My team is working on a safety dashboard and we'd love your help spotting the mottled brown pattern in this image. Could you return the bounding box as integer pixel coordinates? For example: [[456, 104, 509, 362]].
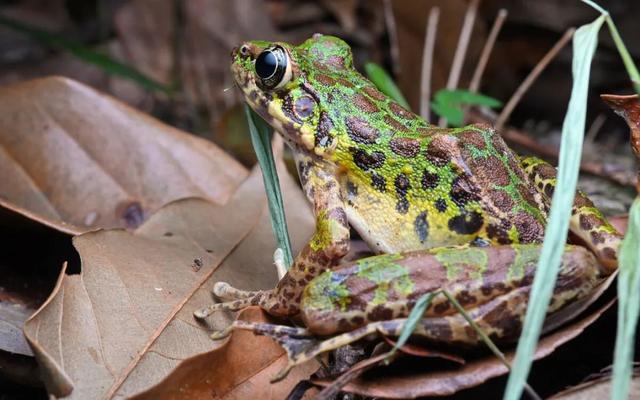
[[353, 93, 378, 113], [486, 221, 513, 244], [389, 102, 414, 119], [514, 212, 544, 243], [346, 116, 380, 144], [390, 137, 420, 157], [459, 129, 487, 150], [482, 156, 511, 186], [338, 77, 355, 88], [573, 192, 595, 208], [367, 305, 394, 321], [490, 190, 515, 213], [384, 115, 409, 132], [480, 301, 522, 340], [450, 176, 481, 206], [315, 73, 336, 86], [590, 231, 605, 244], [602, 247, 617, 261], [363, 85, 387, 101], [433, 301, 451, 314], [579, 214, 604, 230], [456, 290, 477, 306], [316, 111, 334, 148]]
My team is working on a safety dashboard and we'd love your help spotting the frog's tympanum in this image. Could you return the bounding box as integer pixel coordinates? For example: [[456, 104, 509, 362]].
[[195, 34, 622, 379]]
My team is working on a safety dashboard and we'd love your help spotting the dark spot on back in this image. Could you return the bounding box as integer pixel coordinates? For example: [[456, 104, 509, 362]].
[[396, 198, 409, 214], [448, 210, 484, 235], [371, 172, 386, 192], [351, 148, 385, 170], [422, 170, 439, 190], [414, 211, 429, 243], [435, 198, 448, 212], [394, 173, 411, 197], [450, 176, 481, 206]]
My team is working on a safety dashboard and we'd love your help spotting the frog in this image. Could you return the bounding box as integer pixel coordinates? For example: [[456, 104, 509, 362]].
[[194, 34, 622, 379]]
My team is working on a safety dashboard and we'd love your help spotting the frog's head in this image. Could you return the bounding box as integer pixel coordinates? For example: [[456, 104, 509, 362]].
[[231, 34, 354, 156]]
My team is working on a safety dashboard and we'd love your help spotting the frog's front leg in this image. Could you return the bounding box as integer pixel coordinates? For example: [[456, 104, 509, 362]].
[[195, 159, 350, 319]]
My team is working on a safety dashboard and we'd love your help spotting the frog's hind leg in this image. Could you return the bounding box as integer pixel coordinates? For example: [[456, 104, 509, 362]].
[[521, 156, 622, 273]]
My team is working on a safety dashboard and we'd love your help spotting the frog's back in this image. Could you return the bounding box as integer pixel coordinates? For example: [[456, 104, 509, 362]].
[[319, 76, 548, 252]]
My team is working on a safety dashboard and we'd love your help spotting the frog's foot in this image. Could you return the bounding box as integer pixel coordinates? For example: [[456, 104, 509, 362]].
[[193, 288, 273, 319]]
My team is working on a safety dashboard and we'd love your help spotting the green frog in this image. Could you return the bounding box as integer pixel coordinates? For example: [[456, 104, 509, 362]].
[[194, 34, 621, 377]]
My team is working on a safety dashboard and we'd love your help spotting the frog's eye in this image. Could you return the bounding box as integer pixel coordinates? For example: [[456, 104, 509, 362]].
[[254, 46, 291, 90]]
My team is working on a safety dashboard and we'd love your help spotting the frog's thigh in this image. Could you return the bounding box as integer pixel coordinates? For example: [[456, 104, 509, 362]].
[[520, 156, 621, 272]]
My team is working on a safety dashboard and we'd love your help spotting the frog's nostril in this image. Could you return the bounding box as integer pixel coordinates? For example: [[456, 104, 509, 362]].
[[239, 44, 250, 56]]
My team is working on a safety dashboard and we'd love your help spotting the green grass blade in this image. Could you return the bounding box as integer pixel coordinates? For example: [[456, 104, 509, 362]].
[[364, 62, 411, 109], [503, 15, 606, 400], [244, 105, 294, 267], [0, 15, 171, 94], [582, 1, 640, 94], [386, 291, 438, 360], [613, 198, 640, 399]]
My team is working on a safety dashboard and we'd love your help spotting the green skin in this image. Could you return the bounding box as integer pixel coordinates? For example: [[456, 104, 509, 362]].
[[195, 35, 622, 372]]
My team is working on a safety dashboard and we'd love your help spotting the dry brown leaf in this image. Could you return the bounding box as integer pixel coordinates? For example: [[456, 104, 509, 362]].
[[0, 77, 246, 234], [313, 300, 615, 398], [23, 164, 314, 399], [550, 372, 640, 399], [0, 300, 33, 357], [131, 307, 319, 400]]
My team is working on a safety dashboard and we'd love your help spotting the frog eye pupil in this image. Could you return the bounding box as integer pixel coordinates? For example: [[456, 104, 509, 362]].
[[256, 51, 278, 79], [254, 46, 288, 89]]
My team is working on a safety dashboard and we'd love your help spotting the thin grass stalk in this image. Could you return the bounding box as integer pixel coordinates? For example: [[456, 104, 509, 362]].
[[419, 7, 440, 121], [503, 15, 606, 400]]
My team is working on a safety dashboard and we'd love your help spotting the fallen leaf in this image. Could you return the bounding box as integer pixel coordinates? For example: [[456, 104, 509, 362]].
[[549, 370, 640, 399], [131, 307, 319, 400], [0, 77, 247, 234], [0, 299, 33, 357], [23, 164, 314, 399], [602, 94, 640, 161]]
